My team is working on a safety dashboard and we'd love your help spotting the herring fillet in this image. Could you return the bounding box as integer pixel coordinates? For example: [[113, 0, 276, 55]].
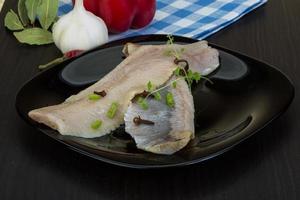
[[28, 41, 219, 138], [29, 45, 175, 138], [124, 77, 195, 155], [66, 41, 219, 103], [123, 41, 219, 154], [123, 41, 219, 76]]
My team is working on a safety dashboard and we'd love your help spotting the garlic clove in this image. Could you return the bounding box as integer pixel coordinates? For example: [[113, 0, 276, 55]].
[[52, 0, 108, 53], [52, 14, 73, 51]]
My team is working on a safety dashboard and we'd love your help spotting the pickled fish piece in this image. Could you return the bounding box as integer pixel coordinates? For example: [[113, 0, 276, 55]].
[[29, 41, 218, 139], [123, 41, 219, 76], [124, 77, 194, 155], [29, 45, 177, 138]]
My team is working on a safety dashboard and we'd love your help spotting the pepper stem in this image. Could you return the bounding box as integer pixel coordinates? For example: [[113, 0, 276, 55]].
[[38, 56, 66, 70]]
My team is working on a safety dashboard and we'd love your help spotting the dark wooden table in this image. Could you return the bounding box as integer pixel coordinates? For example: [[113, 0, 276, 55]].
[[1, 0, 299, 199]]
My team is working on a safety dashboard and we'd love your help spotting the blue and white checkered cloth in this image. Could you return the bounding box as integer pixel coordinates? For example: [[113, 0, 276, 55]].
[[59, 0, 267, 41]]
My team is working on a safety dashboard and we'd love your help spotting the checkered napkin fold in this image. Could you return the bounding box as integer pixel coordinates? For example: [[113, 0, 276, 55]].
[[59, 0, 267, 41]]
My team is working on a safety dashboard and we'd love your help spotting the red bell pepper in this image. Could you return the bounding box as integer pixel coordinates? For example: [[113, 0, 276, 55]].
[[73, 0, 156, 33]]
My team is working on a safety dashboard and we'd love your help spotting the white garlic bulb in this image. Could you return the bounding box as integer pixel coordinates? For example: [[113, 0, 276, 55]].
[[52, 0, 108, 53]]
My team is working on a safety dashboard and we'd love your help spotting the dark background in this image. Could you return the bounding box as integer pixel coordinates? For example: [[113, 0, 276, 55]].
[[0, 0, 299, 199]]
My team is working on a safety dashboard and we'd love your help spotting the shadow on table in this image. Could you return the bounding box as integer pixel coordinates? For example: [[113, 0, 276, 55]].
[[17, 109, 294, 199]]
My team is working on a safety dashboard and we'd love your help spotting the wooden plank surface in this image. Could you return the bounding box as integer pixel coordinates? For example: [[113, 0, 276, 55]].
[[0, 0, 299, 200]]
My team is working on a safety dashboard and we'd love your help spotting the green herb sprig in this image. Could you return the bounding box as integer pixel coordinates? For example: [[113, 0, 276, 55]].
[[164, 35, 185, 59], [164, 35, 213, 89], [138, 77, 182, 110], [4, 0, 59, 45], [137, 97, 149, 110], [138, 35, 212, 110], [147, 81, 162, 101], [135, 35, 212, 111]]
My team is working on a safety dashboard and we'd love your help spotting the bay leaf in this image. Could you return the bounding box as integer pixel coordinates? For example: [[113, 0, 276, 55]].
[[25, 0, 40, 24], [18, 0, 29, 26], [13, 28, 53, 45], [4, 10, 24, 31], [37, 0, 59, 30]]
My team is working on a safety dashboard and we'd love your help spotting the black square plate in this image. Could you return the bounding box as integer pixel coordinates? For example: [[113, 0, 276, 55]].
[[15, 35, 294, 168]]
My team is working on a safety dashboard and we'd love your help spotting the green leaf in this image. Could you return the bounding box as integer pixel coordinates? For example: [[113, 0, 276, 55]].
[[4, 10, 24, 31], [153, 92, 161, 101], [187, 69, 193, 79], [172, 81, 177, 88], [193, 72, 201, 83], [18, 0, 29, 26], [37, 0, 59, 30], [25, 0, 40, 24], [166, 92, 175, 108], [13, 28, 53, 45], [147, 81, 153, 92], [137, 97, 149, 110]]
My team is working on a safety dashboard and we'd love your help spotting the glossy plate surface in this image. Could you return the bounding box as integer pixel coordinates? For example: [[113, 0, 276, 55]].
[[15, 35, 294, 168]]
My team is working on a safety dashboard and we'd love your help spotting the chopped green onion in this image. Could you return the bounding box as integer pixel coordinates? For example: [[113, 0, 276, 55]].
[[137, 97, 149, 110], [88, 94, 101, 101], [91, 120, 102, 130], [107, 102, 118, 119], [166, 92, 175, 108], [154, 92, 161, 101]]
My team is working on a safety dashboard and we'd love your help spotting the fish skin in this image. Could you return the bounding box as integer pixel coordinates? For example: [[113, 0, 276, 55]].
[[29, 41, 219, 139], [124, 77, 194, 155]]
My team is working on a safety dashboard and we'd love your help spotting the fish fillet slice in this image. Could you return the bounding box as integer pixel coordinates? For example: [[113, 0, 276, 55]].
[[29, 45, 175, 138], [29, 41, 219, 138], [123, 41, 219, 76], [66, 41, 219, 103], [123, 41, 218, 154], [124, 77, 194, 155]]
